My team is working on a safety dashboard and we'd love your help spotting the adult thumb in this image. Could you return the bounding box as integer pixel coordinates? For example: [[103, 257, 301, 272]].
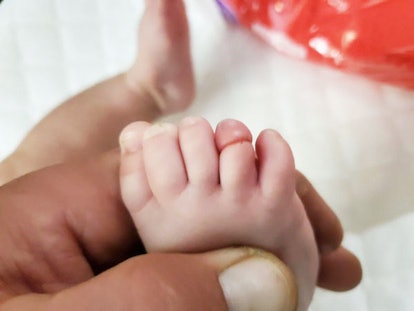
[[1, 248, 297, 311]]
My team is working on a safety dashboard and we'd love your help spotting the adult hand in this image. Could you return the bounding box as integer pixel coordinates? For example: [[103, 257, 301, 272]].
[[0, 150, 361, 310], [1, 248, 297, 311], [295, 171, 362, 291]]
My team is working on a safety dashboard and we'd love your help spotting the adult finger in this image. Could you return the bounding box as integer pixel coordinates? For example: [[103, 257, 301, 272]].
[[0, 148, 360, 296], [318, 247, 363, 291], [0, 148, 141, 299], [295, 171, 363, 291], [1, 248, 298, 311], [296, 171, 343, 253]]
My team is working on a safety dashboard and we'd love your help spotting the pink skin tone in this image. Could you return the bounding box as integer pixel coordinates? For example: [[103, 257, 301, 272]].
[[127, 0, 195, 113], [0, 0, 362, 309], [119, 117, 319, 311]]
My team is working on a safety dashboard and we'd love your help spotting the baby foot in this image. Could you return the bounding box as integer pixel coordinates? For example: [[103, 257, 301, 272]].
[[127, 0, 195, 113], [119, 117, 318, 311]]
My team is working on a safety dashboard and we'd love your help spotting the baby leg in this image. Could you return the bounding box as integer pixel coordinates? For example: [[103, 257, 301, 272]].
[[119, 117, 318, 311], [0, 0, 194, 185], [127, 0, 195, 113]]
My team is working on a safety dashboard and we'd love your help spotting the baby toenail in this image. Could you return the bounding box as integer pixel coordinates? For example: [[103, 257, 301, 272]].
[[120, 131, 142, 155], [180, 116, 203, 127], [144, 123, 176, 139]]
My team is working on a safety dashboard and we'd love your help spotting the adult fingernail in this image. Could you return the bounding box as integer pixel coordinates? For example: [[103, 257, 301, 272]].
[[218, 249, 297, 311]]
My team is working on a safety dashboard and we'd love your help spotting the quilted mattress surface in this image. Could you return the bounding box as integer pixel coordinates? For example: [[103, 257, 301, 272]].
[[1, 0, 414, 310]]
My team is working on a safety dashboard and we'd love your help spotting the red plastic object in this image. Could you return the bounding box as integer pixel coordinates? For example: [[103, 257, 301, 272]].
[[216, 0, 414, 89]]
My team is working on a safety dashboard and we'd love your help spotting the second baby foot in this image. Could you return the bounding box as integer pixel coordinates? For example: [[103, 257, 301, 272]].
[[127, 0, 195, 113], [119, 117, 318, 311]]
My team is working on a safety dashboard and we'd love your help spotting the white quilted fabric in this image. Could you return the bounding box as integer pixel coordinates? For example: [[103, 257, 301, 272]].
[[1, 0, 414, 309]]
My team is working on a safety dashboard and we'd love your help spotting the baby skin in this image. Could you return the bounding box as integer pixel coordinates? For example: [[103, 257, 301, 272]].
[[0, 0, 194, 185], [119, 117, 319, 311], [0, 0, 361, 309]]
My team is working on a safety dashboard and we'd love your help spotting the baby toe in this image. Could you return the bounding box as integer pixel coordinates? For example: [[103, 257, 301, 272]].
[[255, 129, 296, 200], [119, 121, 152, 215], [143, 123, 187, 201], [178, 117, 219, 188], [215, 119, 257, 194]]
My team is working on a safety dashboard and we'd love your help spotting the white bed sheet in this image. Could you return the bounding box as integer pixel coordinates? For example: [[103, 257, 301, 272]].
[[1, 0, 413, 309]]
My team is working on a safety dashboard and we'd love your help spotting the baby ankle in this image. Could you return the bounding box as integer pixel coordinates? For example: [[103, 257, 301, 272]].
[[124, 70, 194, 115], [124, 72, 167, 114]]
